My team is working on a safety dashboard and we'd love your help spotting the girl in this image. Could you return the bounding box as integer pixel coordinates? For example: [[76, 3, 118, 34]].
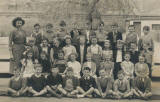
[[38, 51, 51, 73], [87, 37, 102, 72], [62, 36, 77, 60], [21, 50, 35, 78], [54, 50, 67, 75], [100, 54, 114, 78], [50, 39, 62, 64], [66, 53, 81, 78], [102, 40, 113, 61], [82, 53, 96, 78]]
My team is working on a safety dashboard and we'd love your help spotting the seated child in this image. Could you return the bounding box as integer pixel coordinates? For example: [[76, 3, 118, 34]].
[[54, 50, 67, 74], [133, 55, 152, 100], [82, 53, 96, 77], [46, 65, 63, 98], [8, 69, 27, 96], [113, 70, 133, 99], [27, 64, 47, 96], [77, 67, 98, 98], [38, 51, 51, 73], [58, 67, 80, 98], [62, 36, 77, 60], [96, 69, 114, 98], [100, 54, 114, 78], [66, 53, 81, 78], [121, 53, 134, 80]]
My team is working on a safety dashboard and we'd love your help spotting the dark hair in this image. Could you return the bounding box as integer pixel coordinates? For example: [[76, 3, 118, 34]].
[[34, 23, 40, 28], [46, 23, 53, 28], [60, 20, 66, 27], [12, 17, 25, 28], [118, 70, 124, 75], [83, 67, 91, 71], [143, 26, 150, 31]]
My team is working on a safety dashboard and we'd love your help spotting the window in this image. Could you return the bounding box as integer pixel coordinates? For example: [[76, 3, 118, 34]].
[[152, 24, 160, 30]]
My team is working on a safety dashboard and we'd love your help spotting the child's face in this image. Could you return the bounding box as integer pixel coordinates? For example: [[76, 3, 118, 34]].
[[65, 38, 71, 45], [83, 70, 90, 77], [46, 26, 53, 32], [130, 43, 136, 50], [34, 26, 40, 32], [143, 29, 149, 35], [70, 54, 76, 61], [128, 26, 135, 33], [66, 71, 73, 77], [99, 70, 106, 77], [105, 55, 111, 61], [117, 42, 123, 49], [35, 67, 42, 74], [51, 68, 59, 75], [53, 40, 59, 47], [91, 38, 97, 45], [42, 40, 48, 46], [29, 40, 35, 46], [27, 52, 33, 59], [104, 42, 110, 48], [124, 54, 130, 61], [58, 52, 64, 59], [118, 73, 124, 80], [139, 56, 145, 63], [86, 54, 92, 61], [40, 53, 46, 59], [79, 37, 85, 45], [112, 26, 118, 31]]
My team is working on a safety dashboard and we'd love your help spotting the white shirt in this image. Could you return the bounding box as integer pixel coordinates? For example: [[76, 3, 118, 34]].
[[67, 61, 81, 78], [63, 45, 77, 60], [88, 44, 102, 55], [116, 50, 122, 62]]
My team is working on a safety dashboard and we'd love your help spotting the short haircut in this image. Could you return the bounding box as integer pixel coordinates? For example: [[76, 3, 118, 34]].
[[143, 26, 150, 31], [68, 53, 78, 60], [34, 23, 40, 27], [118, 70, 124, 75]]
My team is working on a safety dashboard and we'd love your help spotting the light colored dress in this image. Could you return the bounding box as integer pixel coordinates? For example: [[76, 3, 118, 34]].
[[121, 61, 134, 79], [23, 59, 35, 78]]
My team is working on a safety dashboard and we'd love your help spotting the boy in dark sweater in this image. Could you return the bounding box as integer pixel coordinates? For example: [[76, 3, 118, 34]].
[[46, 65, 63, 98], [77, 67, 98, 98], [27, 64, 47, 96]]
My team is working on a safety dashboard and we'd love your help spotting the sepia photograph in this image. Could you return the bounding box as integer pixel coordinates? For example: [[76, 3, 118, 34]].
[[0, 0, 160, 102]]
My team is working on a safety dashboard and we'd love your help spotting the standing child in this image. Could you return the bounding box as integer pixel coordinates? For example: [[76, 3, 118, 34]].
[[133, 55, 152, 100], [46, 66, 63, 98], [28, 38, 39, 59], [102, 40, 113, 60], [82, 53, 96, 78], [54, 50, 67, 75], [31, 23, 42, 47], [87, 37, 102, 72], [58, 67, 80, 98], [21, 50, 35, 78], [113, 70, 133, 99], [66, 53, 81, 78], [8, 69, 27, 96], [62, 36, 77, 60], [77, 67, 98, 98], [96, 69, 114, 98], [38, 51, 51, 73], [27, 64, 47, 96]]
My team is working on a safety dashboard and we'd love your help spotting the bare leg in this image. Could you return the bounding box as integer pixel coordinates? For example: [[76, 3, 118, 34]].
[[58, 86, 67, 96], [28, 87, 38, 95], [8, 88, 17, 96], [46, 86, 61, 98]]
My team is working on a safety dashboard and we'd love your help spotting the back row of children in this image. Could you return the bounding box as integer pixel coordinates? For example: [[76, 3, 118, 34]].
[[8, 22, 153, 100]]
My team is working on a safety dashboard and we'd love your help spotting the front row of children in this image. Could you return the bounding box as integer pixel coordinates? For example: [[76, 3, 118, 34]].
[[8, 54, 152, 100]]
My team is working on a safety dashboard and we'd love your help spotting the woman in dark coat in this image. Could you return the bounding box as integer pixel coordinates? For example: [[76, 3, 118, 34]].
[[9, 17, 27, 73]]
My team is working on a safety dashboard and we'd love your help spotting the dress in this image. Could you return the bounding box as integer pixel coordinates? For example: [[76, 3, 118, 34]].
[[23, 60, 35, 78], [9, 29, 26, 73]]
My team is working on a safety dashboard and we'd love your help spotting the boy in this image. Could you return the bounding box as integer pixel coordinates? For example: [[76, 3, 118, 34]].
[[46, 65, 63, 98], [125, 25, 138, 51], [8, 69, 27, 96], [96, 69, 114, 98], [113, 70, 133, 99], [58, 67, 80, 98], [27, 64, 47, 96], [133, 55, 152, 100], [77, 67, 98, 98]]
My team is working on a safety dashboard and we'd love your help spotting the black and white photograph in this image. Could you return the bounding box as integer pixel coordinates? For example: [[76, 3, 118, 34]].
[[0, 0, 160, 102]]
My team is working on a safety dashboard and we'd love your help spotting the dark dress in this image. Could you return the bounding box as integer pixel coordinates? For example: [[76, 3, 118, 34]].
[[9, 29, 26, 73], [46, 74, 63, 87]]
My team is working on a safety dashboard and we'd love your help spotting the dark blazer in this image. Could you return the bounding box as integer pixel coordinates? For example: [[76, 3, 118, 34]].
[[76, 44, 88, 63], [107, 31, 122, 50]]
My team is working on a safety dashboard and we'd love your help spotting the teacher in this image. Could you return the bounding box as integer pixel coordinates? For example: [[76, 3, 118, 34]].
[[9, 17, 27, 73]]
